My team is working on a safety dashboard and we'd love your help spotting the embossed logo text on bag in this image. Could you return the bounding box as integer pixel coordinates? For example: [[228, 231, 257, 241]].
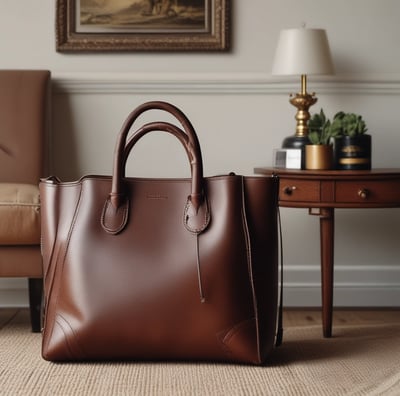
[[146, 194, 168, 200]]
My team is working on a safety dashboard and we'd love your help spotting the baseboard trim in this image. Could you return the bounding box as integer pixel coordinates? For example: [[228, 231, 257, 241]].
[[0, 289, 29, 308], [283, 264, 400, 307], [284, 286, 400, 307]]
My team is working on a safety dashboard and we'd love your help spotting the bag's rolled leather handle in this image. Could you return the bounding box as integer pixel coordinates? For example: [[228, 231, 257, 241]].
[[102, 101, 210, 235], [113, 101, 203, 208], [122, 101, 202, 165]]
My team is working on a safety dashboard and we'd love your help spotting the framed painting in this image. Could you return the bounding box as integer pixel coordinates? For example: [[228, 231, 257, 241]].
[[56, 0, 230, 52]]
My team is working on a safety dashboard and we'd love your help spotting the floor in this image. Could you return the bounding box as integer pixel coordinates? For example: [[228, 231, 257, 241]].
[[1, 308, 400, 329]]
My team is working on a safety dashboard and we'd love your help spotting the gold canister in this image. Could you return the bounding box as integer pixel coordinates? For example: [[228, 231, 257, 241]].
[[305, 144, 333, 170]]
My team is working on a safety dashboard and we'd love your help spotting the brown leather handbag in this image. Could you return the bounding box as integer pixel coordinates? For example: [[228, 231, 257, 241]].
[[40, 101, 279, 364]]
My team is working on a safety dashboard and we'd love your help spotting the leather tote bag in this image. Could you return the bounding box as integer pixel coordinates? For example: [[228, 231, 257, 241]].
[[40, 101, 279, 364]]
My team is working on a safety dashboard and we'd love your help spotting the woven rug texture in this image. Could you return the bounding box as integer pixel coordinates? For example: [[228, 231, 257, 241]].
[[1, 310, 400, 396]]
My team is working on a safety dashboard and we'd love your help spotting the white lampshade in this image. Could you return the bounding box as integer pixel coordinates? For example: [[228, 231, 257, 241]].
[[272, 28, 334, 76]]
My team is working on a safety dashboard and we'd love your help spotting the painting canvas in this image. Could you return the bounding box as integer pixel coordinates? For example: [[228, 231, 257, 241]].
[[56, 0, 230, 51], [78, 0, 209, 33]]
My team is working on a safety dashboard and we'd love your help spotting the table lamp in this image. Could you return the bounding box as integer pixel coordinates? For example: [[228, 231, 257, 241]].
[[272, 28, 334, 149]]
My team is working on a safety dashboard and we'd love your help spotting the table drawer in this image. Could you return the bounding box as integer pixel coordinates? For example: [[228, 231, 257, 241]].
[[335, 180, 400, 203], [279, 179, 320, 202]]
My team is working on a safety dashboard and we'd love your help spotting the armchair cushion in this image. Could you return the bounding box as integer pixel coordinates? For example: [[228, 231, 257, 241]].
[[0, 183, 40, 245]]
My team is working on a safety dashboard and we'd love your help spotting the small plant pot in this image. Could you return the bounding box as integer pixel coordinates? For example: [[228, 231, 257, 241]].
[[334, 135, 371, 170], [305, 145, 333, 170]]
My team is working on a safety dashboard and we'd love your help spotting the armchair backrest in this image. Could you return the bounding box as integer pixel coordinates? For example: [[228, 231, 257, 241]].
[[0, 70, 50, 184]]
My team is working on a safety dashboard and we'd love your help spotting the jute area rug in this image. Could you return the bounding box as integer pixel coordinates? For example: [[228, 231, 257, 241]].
[[1, 310, 399, 396]]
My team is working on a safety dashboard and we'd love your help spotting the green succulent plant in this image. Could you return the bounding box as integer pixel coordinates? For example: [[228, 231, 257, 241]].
[[308, 109, 341, 145], [331, 111, 368, 137], [308, 109, 368, 144]]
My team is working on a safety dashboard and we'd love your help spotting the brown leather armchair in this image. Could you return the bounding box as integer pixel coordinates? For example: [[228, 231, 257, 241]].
[[0, 70, 50, 332]]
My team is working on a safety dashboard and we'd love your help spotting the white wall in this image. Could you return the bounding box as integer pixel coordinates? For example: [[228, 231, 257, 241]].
[[1, 0, 400, 307]]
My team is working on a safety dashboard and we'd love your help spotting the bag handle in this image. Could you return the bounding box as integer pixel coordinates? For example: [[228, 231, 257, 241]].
[[101, 101, 210, 235], [121, 101, 202, 174], [121, 101, 203, 208]]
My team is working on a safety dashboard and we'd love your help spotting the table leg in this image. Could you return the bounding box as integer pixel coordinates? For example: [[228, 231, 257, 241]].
[[319, 208, 335, 338]]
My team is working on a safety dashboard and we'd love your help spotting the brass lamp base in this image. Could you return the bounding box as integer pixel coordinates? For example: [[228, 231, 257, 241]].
[[282, 74, 317, 150]]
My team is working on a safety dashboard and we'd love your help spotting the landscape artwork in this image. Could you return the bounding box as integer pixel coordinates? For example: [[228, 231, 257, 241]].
[[56, 0, 229, 51], [77, 0, 208, 33]]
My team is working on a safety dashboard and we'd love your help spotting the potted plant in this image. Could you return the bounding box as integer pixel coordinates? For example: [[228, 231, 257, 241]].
[[331, 112, 371, 170], [306, 109, 340, 170]]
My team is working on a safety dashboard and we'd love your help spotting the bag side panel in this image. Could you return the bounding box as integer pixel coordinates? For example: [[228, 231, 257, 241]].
[[40, 179, 86, 359], [243, 176, 279, 362]]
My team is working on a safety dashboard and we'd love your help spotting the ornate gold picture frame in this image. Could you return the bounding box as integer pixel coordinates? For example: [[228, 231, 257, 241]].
[[56, 0, 230, 52]]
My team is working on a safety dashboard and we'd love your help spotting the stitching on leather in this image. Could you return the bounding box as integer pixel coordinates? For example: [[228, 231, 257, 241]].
[[221, 317, 257, 345], [55, 314, 86, 360], [217, 318, 258, 360], [101, 197, 129, 235], [183, 196, 210, 234]]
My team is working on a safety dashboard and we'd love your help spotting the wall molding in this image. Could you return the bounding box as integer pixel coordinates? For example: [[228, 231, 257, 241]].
[[283, 265, 400, 307], [52, 72, 400, 95], [1, 265, 399, 308]]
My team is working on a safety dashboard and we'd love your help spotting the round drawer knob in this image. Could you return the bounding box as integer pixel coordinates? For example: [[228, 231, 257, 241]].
[[358, 189, 369, 199], [283, 186, 297, 195]]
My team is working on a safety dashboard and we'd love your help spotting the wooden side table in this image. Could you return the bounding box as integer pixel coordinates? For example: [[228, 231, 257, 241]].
[[254, 168, 400, 337]]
